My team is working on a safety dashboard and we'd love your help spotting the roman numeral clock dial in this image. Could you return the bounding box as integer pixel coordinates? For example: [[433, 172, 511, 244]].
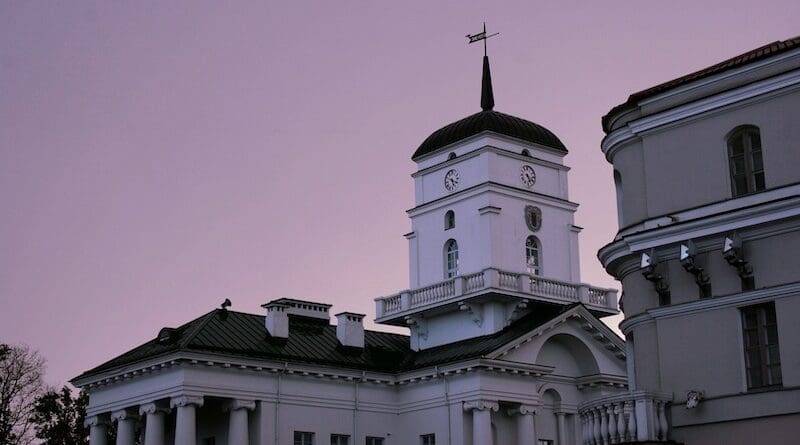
[[444, 169, 460, 191], [520, 165, 536, 188]]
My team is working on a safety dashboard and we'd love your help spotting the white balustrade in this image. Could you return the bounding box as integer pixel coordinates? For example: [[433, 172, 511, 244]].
[[410, 279, 455, 306], [375, 267, 618, 319], [579, 391, 671, 444]]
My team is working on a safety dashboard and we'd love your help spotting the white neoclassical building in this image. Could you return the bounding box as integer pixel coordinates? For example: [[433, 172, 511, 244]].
[[72, 55, 632, 445]]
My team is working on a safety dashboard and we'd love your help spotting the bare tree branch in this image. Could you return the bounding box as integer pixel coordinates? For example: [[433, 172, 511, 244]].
[[0, 343, 46, 445]]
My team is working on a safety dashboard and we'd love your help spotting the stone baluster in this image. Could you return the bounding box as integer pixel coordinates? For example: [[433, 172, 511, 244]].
[[657, 400, 669, 441], [606, 404, 617, 444], [139, 402, 170, 445], [615, 403, 626, 443], [464, 400, 499, 445], [599, 405, 609, 445], [591, 408, 601, 445], [85, 415, 110, 445], [171, 395, 204, 445], [226, 399, 256, 445], [625, 400, 636, 442], [581, 413, 588, 445]]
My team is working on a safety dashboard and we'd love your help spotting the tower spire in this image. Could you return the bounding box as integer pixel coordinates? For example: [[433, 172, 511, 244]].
[[466, 23, 499, 111], [481, 55, 494, 111]]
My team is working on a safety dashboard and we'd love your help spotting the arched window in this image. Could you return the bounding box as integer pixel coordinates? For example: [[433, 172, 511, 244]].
[[728, 126, 765, 197], [521, 149, 531, 157], [444, 210, 455, 230], [444, 239, 459, 278], [526, 236, 541, 275], [448, 152, 457, 160]]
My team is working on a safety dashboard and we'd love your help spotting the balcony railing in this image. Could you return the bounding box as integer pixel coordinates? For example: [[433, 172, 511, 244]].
[[375, 268, 618, 321], [578, 391, 672, 444]]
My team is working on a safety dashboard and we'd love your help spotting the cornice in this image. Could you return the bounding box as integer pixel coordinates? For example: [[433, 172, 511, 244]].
[[413, 131, 567, 165], [412, 144, 568, 178], [599, 189, 800, 273], [602, 66, 800, 161], [407, 181, 578, 217], [491, 305, 625, 361], [620, 281, 800, 333]]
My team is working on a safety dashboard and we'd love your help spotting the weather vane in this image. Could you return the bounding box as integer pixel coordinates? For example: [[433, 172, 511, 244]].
[[466, 22, 500, 57]]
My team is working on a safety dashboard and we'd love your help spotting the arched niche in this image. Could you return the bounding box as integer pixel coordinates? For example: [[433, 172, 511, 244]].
[[534, 333, 600, 377]]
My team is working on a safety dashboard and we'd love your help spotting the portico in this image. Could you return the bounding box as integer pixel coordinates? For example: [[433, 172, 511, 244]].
[[85, 395, 255, 445]]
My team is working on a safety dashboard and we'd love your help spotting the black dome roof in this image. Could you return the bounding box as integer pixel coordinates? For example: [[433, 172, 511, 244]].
[[412, 109, 567, 160]]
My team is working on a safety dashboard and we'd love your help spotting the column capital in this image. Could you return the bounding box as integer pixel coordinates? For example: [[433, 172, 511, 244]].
[[84, 414, 110, 428], [463, 399, 499, 412], [170, 395, 204, 409], [139, 401, 171, 416], [507, 404, 538, 416], [224, 399, 256, 412], [111, 408, 139, 422]]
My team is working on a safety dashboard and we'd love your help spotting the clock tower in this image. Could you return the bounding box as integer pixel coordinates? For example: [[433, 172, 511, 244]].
[[375, 55, 618, 350]]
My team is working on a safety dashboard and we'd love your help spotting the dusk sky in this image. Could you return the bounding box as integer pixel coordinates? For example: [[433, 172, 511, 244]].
[[2, 2, 799, 387]]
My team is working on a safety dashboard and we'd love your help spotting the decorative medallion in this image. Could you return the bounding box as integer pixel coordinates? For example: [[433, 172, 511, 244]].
[[444, 169, 460, 192], [525, 205, 542, 231], [520, 165, 536, 188]]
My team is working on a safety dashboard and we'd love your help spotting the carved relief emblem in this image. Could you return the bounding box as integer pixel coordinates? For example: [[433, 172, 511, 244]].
[[525, 205, 542, 231]]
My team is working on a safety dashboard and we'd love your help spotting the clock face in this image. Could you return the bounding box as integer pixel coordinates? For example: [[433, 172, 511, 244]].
[[520, 165, 536, 188], [444, 169, 460, 191]]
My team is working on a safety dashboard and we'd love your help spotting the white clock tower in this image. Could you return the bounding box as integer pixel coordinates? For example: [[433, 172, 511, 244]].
[[375, 55, 618, 350]]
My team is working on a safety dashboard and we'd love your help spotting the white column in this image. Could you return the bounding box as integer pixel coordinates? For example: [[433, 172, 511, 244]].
[[171, 395, 204, 445], [464, 400, 498, 445], [111, 409, 139, 445], [508, 405, 537, 445], [140, 402, 170, 445], [226, 399, 256, 445], [556, 412, 567, 445], [85, 415, 110, 445]]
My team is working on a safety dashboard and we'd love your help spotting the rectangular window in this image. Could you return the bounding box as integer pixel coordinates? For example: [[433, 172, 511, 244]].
[[331, 434, 349, 445], [741, 302, 782, 389], [366, 438, 384, 445], [537, 440, 554, 445], [728, 127, 766, 197], [294, 431, 314, 445], [421, 434, 436, 445]]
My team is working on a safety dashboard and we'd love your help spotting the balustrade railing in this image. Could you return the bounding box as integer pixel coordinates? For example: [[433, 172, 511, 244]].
[[578, 391, 671, 444], [463, 272, 485, 292], [587, 287, 608, 306], [410, 279, 454, 306], [498, 270, 518, 289], [375, 268, 618, 319], [530, 276, 579, 300]]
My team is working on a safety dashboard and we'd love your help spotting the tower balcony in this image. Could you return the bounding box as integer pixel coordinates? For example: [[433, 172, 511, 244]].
[[375, 268, 618, 324]]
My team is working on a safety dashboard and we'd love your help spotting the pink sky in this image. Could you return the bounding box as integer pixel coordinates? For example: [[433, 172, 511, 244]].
[[2, 1, 798, 386]]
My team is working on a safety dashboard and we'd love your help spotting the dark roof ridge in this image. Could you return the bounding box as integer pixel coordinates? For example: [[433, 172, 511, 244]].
[[603, 35, 800, 132]]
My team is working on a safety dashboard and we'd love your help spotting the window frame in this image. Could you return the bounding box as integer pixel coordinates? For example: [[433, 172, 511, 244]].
[[526, 235, 541, 276], [294, 431, 315, 445], [727, 126, 765, 197], [366, 437, 385, 445], [741, 302, 782, 390], [444, 239, 459, 278], [330, 434, 350, 445], [444, 210, 455, 230], [420, 434, 436, 445]]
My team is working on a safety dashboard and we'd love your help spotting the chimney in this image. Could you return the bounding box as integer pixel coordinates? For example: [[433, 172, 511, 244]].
[[262, 302, 289, 338], [335, 312, 365, 348]]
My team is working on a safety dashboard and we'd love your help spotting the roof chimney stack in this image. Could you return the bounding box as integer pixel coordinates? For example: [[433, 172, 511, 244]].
[[335, 312, 365, 348], [262, 302, 289, 338]]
